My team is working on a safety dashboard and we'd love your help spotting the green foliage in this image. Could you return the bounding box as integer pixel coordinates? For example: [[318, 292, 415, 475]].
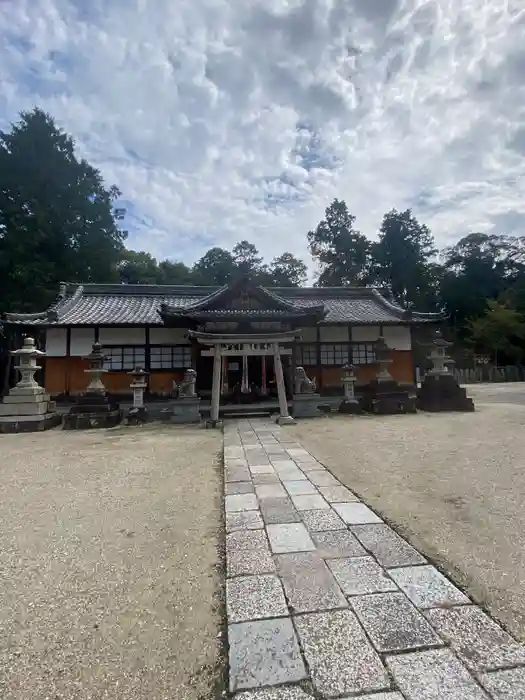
[[371, 209, 440, 311], [192, 247, 236, 285], [268, 252, 307, 287], [307, 199, 371, 286], [467, 301, 525, 364], [0, 108, 125, 312]]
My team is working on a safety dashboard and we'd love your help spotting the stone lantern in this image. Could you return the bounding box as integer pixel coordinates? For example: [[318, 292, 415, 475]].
[[339, 364, 361, 414], [127, 366, 149, 424], [84, 342, 108, 394], [0, 337, 62, 433], [63, 342, 123, 429], [426, 330, 454, 375], [416, 331, 474, 412], [375, 336, 393, 382]]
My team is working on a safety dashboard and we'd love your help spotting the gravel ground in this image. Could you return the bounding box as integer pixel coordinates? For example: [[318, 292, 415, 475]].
[[293, 383, 525, 642], [0, 425, 223, 700]]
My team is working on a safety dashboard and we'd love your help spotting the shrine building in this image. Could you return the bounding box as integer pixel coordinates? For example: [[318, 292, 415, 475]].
[[2, 277, 443, 400]]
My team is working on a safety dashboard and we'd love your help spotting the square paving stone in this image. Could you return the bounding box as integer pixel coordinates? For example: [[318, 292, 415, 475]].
[[228, 618, 307, 692], [389, 565, 469, 609], [294, 609, 390, 696], [250, 464, 276, 475], [255, 483, 288, 499], [425, 606, 525, 672], [252, 473, 281, 485], [344, 694, 404, 700], [290, 493, 330, 511], [226, 482, 255, 495], [276, 552, 348, 613], [226, 467, 252, 483], [318, 485, 359, 502], [260, 499, 302, 525], [234, 686, 315, 699], [225, 458, 248, 468], [297, 460, 324, 472], [227, 548, 276, 577], [226, 493, 259, 512], [226, 510, 264, 532], [300, 508, 346, 532], [311, 530, 367, 558], [328, 556, 399, 596], [276, 467, 307, 481], [307, 470, 339, 487], [227, 574, 288, 622], [350, 524, 426, 567], [283, 480, 318, 496], [352, 592, 442, 652], [270, 459, 297, 469], [386, 647, 489, 700], [287, 449, 312, 458], [227, 529, 269, 554], [479, 667, 525, 699], [333, 502, 382, 524], [267, 523, 315, 553]]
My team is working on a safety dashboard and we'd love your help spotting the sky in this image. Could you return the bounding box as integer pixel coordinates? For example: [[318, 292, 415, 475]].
[[1, 0, 524, 269]]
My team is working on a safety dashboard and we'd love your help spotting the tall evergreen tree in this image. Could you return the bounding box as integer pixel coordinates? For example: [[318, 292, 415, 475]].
[[308, 199, 371, 286], [0, 108, 125, 312]]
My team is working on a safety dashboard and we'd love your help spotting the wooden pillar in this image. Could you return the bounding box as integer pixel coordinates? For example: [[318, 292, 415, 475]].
[[273, 343, 295, 424], [261, 355, 267, 395], [222, 355, 229, 394], [210, 345, 222, 423]]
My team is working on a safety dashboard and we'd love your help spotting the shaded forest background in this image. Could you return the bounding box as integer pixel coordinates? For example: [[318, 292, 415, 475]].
[[2, 109, 525, 364]]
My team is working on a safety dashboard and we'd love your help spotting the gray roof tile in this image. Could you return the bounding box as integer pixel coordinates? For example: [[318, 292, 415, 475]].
[[3, 283, 443, 326]]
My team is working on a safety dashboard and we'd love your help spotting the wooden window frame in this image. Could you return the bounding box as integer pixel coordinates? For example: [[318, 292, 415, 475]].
[[149, 345, 192, 371]]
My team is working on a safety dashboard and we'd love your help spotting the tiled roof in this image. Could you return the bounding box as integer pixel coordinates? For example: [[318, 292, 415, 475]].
[[2, 282, 444, 326]]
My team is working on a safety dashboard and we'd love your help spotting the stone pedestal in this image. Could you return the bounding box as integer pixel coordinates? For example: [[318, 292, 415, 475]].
[[169, 396, 202, 424], [63, 393, 123, 430], [127, 366, 149, 424], [292, 393, 324, 418], [0, 337, 62, 433], [339, 364, 362, 415], [417, 373, 475, 412], [63, 343, 123, 430], [360, 379, 416, 415]]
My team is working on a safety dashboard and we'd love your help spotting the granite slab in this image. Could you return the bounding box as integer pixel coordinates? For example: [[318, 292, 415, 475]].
[[352, 592, 442, 652], [300, 508, 346, 532], [226, 510, 264, 532], [307, 470, 339, 487], [318, 485, 359, 503], [311, 530, 367, 559], [276, 552, 348, 613], [267, 523, 316, 554], [294, 609, 390, 696], [333, 502, 382, 524], [389, 565, 469, 609], [226, 482, 255, 495], [328, 556, 399, 596], [479, 667, 525, 699], [227, 574, 288, 622], [227, 548, 276, 577], [350, 524, 426, 567], [290, 493, 330, 511], [283, 481, 319, 496], [226, 493, 259, 513], [386, 647, 489, 700], [425, 606, 525, 672], [228, 618, 307, 692]]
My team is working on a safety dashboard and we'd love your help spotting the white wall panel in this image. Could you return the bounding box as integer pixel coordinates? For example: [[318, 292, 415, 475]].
[[383, 325, 411, 350], [319, 325, 349, 342], [45, 328, 67, 356], [70, 328, 95, 356], [351, 326, 380, 342], [149, 327, 189, 344], [297, 326, 317, 342], [99, 327, 145, 345]]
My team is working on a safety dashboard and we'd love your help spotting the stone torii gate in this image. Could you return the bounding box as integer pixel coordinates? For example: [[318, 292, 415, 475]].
[[188, 330, 298, 425]]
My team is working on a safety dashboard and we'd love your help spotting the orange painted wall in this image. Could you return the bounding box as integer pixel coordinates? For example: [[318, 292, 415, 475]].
[[319, 350, 414, 388], [44, 358, 185, 396]]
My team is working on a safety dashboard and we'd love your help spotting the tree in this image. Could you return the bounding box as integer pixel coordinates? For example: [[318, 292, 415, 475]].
[[308, 199, 371, 286], [192, 247, 236, 285], [441, 233, 525, 328], [467, 300, 525, 365], [232, 240, 266, 277], [157, 260, 194, 285], [268, 252, 308, 287], [0, 108, 126, 312], [118, 250, 160, 284], [371, 209, 440, 311], [0, 109, 125, 310]]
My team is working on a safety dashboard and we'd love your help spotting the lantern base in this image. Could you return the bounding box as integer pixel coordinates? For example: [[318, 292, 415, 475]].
[[417, 373, 475, 412], [63, 393, 123, 430], [360, 379, 416, 415], [339, 398, 363, 414], [0, 412, 62, 434]]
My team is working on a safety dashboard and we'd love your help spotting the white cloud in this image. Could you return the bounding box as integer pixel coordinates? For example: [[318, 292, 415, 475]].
[[1, 0, 524, 267]]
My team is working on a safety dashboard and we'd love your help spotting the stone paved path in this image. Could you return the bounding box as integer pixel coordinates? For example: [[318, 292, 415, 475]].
[[223, 418, 525, 699]]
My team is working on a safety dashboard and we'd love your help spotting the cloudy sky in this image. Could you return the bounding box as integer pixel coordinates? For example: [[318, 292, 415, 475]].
[[1, 0, 524, 268]]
